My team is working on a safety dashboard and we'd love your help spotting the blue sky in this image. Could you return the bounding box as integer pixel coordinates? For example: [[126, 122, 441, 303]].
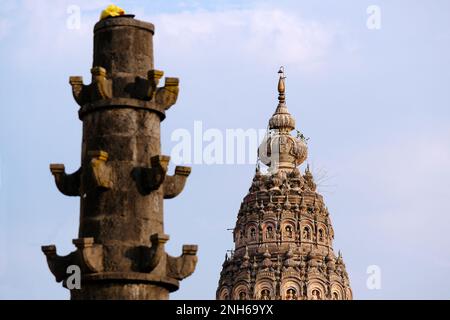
[[1, 0, 450, 299]]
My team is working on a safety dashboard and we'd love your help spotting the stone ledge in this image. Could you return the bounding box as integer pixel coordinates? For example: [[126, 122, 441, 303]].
[[82, 272, 180, 292], [78, 98, 166, 120], [94, 16, 155, 34]]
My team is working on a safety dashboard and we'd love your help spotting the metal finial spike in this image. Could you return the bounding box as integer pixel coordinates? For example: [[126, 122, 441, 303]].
[[278, 66, 285, 78], [277, 66, 286, 102]]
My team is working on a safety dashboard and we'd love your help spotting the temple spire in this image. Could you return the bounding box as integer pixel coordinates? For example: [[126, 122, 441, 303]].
[[259, 67, 308, 171], [217, 70, 352, 300], [269, 67, 295, 132]]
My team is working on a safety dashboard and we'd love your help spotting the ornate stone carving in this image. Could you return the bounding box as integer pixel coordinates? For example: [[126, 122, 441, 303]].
[[216, 69, 352, 300]]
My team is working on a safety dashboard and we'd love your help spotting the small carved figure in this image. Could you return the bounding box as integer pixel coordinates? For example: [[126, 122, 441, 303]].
[[250, 228, 256, 240], [303, 227, 311, 240], [318, 229, 324, 242], [266, 226, 274, 239], [260, 289, 271, 300], [285, 225, 293, 238], [311, 289, 322, 300], [286, 288, 297, 300]]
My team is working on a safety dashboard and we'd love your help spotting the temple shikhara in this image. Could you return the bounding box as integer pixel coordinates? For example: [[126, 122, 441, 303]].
[[216, 69, 352, 300], [41, 8, 197, 300]]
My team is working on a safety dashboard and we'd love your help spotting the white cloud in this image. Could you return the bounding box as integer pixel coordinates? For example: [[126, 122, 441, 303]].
[[3, 3, 341, 74], [148, 8, 339, 72], [4, 0, 108, 68]]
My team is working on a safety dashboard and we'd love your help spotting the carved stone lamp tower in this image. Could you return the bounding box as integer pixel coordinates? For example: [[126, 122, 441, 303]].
[[42, 13, 197, 300]]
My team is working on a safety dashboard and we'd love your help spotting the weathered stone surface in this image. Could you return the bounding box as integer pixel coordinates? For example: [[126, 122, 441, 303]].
[[42, 14, 197, 300], [93, 17, 155, 78], [71, 283, 171, 300]]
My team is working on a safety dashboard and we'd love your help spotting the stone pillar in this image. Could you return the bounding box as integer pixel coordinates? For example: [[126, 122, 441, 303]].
[[42, 15, 197, 300]]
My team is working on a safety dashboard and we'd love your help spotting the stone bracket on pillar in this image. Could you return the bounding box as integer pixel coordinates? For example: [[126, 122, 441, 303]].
[[132, 155, 170, 195], [41, 245, 77, 283], [41, 237, 104, 283], [50, 150, 112, 197], [163, 166, 191, 199], [70, 67, 178, 112], [72, 237, 104, 273], [141, 233, 169, 273], [50, 164, 81, 196], [147, 69, 165, 99], [69, 66, 112, 106], [133, 71, 179, 109], [83, 150, 113, 195], [69, 76, 86, 106], [155, 77, 179, 111], [122, 69, 164, 101], [166, 245, 198, 281]]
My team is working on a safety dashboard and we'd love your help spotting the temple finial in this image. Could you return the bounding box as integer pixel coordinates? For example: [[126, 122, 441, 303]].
[[269, 67, 294, 131], [278, 66, 286, 103], [259, 67, 308, 171]]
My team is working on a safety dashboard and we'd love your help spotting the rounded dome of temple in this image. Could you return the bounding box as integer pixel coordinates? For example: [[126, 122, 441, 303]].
[[259, 134, 308, 169]]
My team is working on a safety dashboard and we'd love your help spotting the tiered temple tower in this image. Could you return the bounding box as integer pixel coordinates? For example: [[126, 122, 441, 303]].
[[216, 69, 352, 300], [41, 12, 197, 300]]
